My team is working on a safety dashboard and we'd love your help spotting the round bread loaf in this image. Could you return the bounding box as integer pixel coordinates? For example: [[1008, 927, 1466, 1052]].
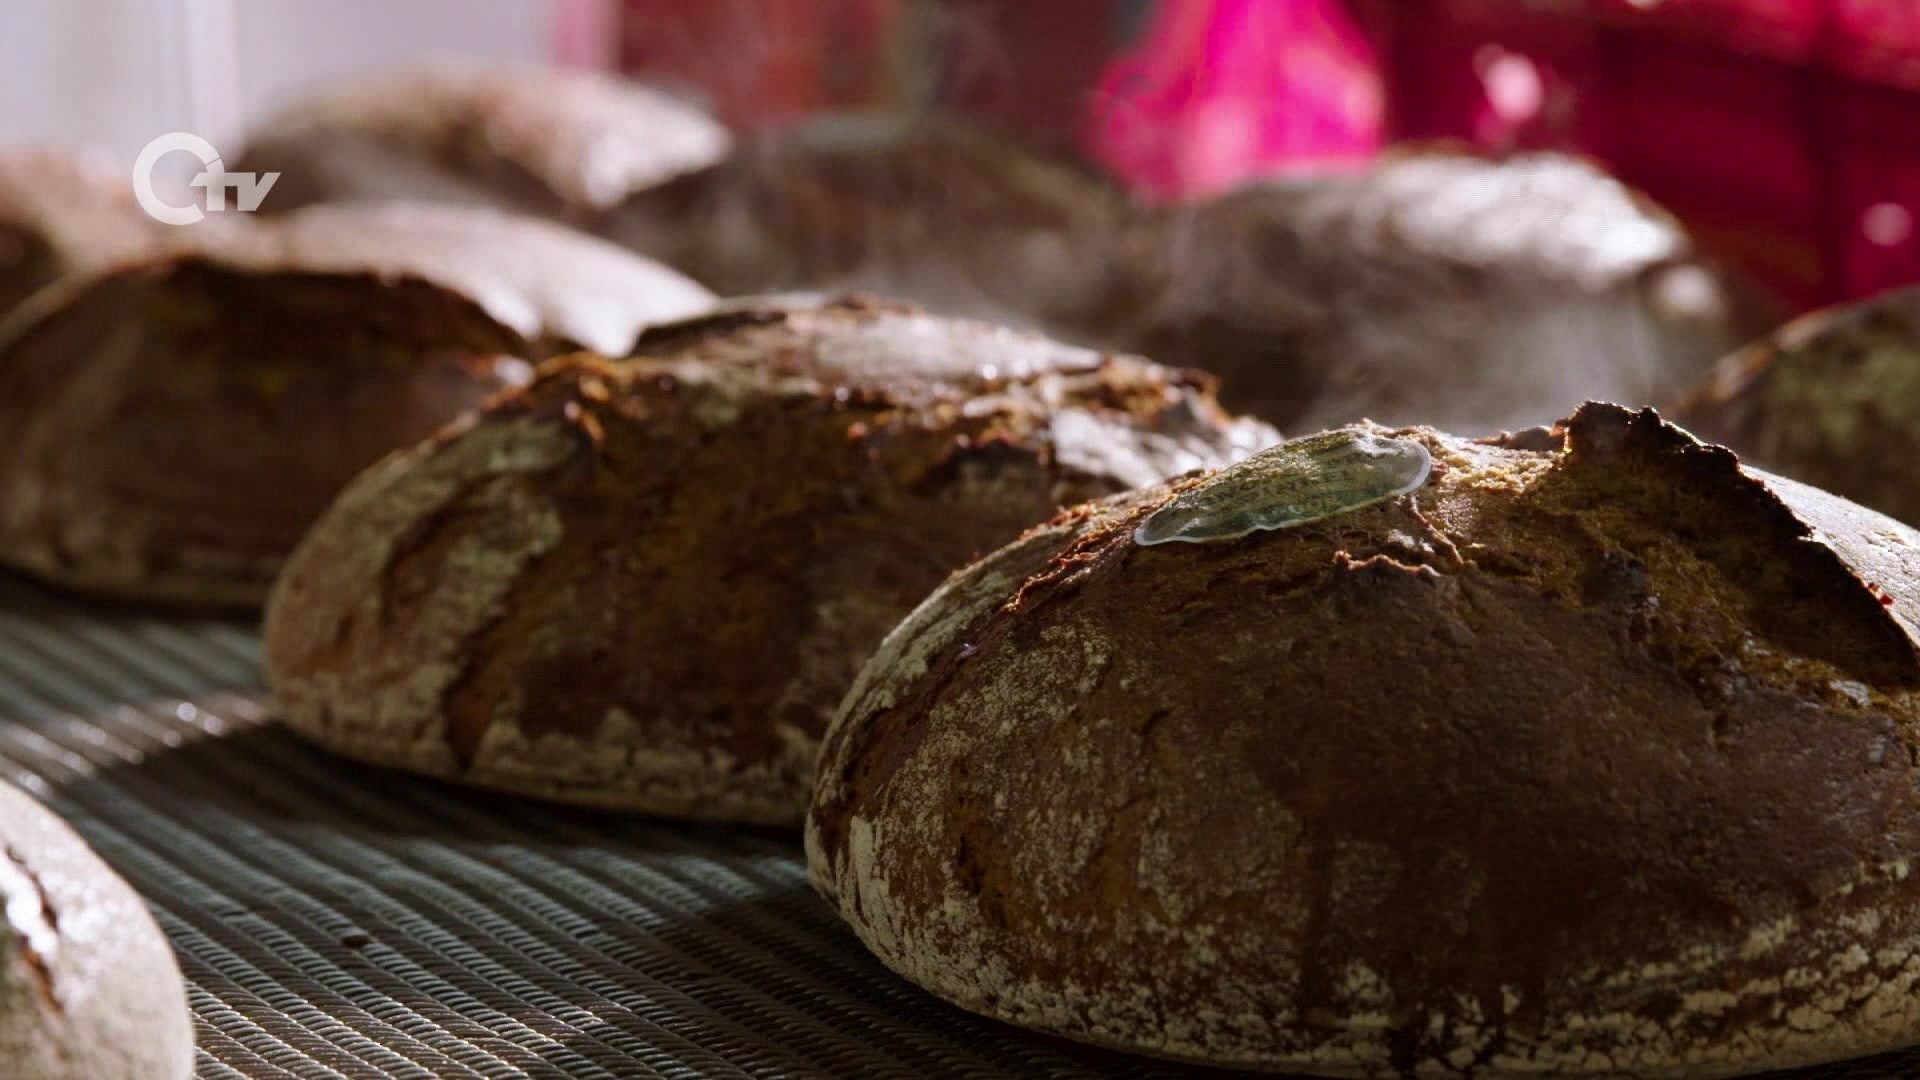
[[1671, 284, 1920, 529], [600, 112, 1138, 337], [1121, 150, 1767, 432], [809, 401, 1920, 1077], [0, 779, 194, 1079], [265, 296, 1276, 825], [0, 203, 713, 607], [0, 149, 159, 321], [230, 64, 730, 219]]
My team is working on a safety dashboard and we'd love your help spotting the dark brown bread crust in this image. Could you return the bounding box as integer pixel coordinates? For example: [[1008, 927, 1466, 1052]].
[[808, 402, 1920, 1076], [232, 65, 730, 219], [1119, 150, 1769, 433], [599, 112, 1139, 336], [0, 149, 160, 321], [0, 260, 530, 607], [0, 205, 713, 607], [264, 297, 1275, 824], [1670, 284, 1920, 529]]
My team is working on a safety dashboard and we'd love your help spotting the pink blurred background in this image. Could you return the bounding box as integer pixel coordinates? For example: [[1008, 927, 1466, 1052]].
[[606, 0, 1920, 312]]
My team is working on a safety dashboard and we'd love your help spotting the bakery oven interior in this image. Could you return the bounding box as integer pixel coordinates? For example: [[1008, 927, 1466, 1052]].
[[4, 1, 1920, 1077]]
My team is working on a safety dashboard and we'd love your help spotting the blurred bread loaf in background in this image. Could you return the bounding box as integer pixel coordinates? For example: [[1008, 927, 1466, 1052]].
[[229, 64, 732, 222], [0, 149, 161, 321], [1114, 149, 1772, 434], [226, 66, 1776, 442], [601, 111, 1140, 338], [1672, 284, 1920, 529], [0, 202, 713, 608]]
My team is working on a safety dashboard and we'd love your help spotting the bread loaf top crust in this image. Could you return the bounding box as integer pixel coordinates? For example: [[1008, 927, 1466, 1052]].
[[809, 402, 1920, 1076]]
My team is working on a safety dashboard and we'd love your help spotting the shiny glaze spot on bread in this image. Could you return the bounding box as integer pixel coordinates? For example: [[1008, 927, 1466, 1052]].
[[1133, 428, 1432, 546]]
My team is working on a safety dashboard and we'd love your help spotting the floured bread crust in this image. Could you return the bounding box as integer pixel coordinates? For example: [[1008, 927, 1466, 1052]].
[[0, 780, 194, 1080], [809, 402, 1920, 1077], [0, 205, 714, 609], [265, 296, 1276, 825]]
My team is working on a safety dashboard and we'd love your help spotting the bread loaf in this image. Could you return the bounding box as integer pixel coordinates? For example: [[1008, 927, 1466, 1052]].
[[1671, 284, 1920, 529], [600, 112, 1138, 337], [265, 297, 1275, 825], [1, 779, 194, 1079], [230, 65, 730, 219], [810, 401, 1920, 1076], [1121, 151, 1767, 432], [0, 149, 158, 320], [0, 204, 713, 607]]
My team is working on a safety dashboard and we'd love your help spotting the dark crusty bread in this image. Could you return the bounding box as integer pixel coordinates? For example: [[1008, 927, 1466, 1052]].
[[264, 296, 1276, 825], [1671, 284, 1920, 529], [600, 112, 1139, 337], [1120, 150, 1767, 433], [0, 149, 160, 321], [0, 204, 713, 608], [231, 65, 730, 219], [809, 401, 1920, 1076], [0, 779, 193, 1079]]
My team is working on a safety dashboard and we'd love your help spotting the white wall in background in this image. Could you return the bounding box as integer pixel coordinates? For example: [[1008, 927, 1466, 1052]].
[[0, 0, 574, 169]]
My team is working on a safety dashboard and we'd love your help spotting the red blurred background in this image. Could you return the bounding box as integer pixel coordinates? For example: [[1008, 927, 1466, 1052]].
[[605, 0, 1920, 313]]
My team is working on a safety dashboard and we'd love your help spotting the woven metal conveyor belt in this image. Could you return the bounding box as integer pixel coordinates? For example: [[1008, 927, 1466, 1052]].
[[0, 575, 1915, 1079]]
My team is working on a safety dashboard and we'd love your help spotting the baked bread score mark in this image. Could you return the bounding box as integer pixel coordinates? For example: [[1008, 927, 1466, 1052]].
[[0, 845, 60, 1012], [1133, 428, 1433, 546]]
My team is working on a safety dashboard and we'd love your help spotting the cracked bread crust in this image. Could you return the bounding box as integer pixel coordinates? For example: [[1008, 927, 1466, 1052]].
[[807, 402, 1920, 1077], [264, 296, 1277, 825], [0, 780, 194, 1080]]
